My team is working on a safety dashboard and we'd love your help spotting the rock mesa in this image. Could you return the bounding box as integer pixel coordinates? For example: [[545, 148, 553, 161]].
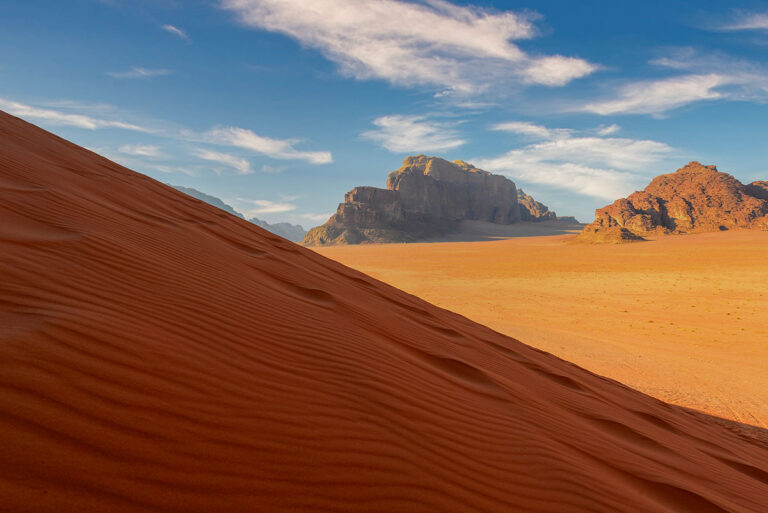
[[303, 155, 559, 245]]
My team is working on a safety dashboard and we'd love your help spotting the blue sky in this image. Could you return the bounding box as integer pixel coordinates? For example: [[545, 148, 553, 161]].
[[3, 0, 768, 225]]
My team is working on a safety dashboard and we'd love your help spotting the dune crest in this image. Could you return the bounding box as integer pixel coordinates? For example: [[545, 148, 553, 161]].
[[1, 111, 768, 512]]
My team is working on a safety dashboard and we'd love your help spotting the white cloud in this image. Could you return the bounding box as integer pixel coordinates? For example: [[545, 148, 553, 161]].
[[192, 149, 253, 175], [161, 24, 191, 41], [204, 126, 333, 164], [650, 51, 768, 98], [107, 67, 172, 79], [718, 11, 768, 31], [597, 124, 620, 136], [491, 121, 571, 139], [38, 99, 116, 113], [476, 123, 675, 200], [522, 55, 598, 86], [233, 198, 297, 217], [118, 144, 163, 157], [296, 212, 333, 223], [220, 0, 596, 94], [99, 149, 196, 176], [259, 164, 285, 173], [511, 136, 672, 172], [1, 96, 333, 167], [580, 74, 729, 115], [0, 97, 152, 132], [579, 49, 768, 116], [143, 163, 196, 176], [361, 115, 465, 153]]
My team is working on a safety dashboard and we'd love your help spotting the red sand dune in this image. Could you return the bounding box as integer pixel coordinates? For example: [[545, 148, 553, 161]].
[[1, 110, 767, 512]]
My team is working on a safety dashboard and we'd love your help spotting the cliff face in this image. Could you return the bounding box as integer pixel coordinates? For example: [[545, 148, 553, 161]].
[[305, 187, 413, 245], [578, 162, 768, 243], [517, 189, 557, 222], [386, 156, 520, 224], [304, 156, 557, 246]]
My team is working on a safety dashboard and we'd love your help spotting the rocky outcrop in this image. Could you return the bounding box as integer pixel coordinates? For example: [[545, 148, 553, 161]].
[[303, 156, 562, 246], [302, 187, 416, 245], [577, 162, 768, 243], [517, 189, 557, 222], [746, 181, 768, 201]]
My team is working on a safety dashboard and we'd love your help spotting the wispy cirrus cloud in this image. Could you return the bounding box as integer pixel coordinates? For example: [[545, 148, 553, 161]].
[[578, 49, 768, 116], [161, 24, 191, 41], [107, 66, 172, 79], [139, 163, 196, 176], [597, 124, 620, 136], [232, 198, 297, 218], [192, 148, 253, 174], [0, 97, 153, 132], [1, 96, 333, 168], [579, 73, 730, 115], [118, 144, 163, 157], [203, 126, 333, 164], [259, 164, 285, 174], [219, 0, 597, 96], [362, 115, 465, 153], [716, 10, 768, 31], [97, 148, 196, 177], [476, 121, 675, 200], [491, 121, 572, 140], [295, 212, 334, 223]]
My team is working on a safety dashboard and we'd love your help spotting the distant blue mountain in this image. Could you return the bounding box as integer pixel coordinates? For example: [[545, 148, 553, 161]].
[[171, 185, 306, 242]]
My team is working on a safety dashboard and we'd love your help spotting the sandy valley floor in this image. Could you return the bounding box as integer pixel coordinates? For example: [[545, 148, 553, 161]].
[[316, 230, 768, 428]]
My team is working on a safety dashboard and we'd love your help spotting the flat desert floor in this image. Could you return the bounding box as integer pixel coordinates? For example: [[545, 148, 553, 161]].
[[316, 230, 768, 428]]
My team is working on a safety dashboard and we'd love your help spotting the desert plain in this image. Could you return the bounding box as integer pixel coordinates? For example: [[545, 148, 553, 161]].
[[316, 229, 768, 428]]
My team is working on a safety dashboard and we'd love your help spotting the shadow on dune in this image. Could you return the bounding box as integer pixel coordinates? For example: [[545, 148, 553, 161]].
[[422, 219, 585, 242], [681, 407, 768, 447]]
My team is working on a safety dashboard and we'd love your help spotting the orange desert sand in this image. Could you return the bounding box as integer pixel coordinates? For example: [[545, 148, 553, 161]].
[[316, 230, 768, 429], [2, 110, 768, 512]]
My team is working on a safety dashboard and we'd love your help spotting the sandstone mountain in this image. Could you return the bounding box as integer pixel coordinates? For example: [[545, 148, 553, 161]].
[[578, 162, 768, 243], [171, 185, 306, 242], [517, 188, 557, 221], [303, 156, 562, 246]]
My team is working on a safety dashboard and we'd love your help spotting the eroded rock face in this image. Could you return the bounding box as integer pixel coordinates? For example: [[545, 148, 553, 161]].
[[517, 189, 557, 222], [746, 181, 768, 201], [386, 156, 520, 224], [304, 156, 561, 246], [577, 162, 768, 243]]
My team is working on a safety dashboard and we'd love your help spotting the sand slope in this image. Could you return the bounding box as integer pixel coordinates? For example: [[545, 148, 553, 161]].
[[1, 110, 767, 512]]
